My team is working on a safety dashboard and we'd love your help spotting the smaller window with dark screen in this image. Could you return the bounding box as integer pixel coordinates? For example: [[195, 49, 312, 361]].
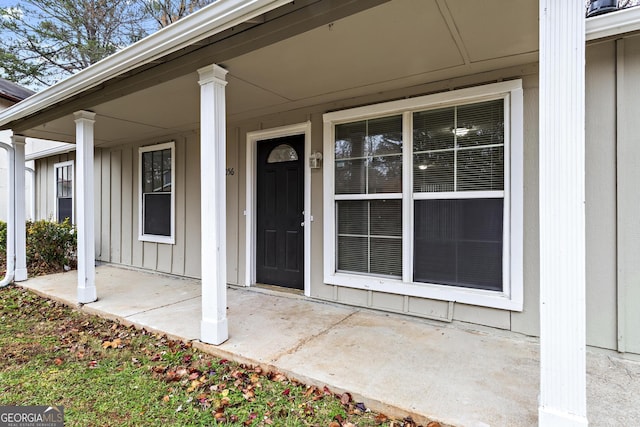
[[54, 161, 74, 224], [139, 142, 175, 244]]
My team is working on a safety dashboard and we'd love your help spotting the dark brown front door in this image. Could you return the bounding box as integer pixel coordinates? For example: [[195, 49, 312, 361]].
[[256, 135, 304, 290]]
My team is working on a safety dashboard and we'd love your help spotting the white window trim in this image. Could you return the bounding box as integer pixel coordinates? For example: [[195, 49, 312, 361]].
[[323, 80, 523, 311], [53, 160, 74, 224], [245, 122, 312, 297], [138, 141, 176, 244]]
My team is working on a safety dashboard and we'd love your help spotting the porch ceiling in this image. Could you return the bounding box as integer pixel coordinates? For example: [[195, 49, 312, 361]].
[[20, 0, 538, 145]]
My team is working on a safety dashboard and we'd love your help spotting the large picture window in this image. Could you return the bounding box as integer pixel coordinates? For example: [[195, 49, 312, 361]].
[[139, 142, 175, 244], [323, 80, 523, 311]]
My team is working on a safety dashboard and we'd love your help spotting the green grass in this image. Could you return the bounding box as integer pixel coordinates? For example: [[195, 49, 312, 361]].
[[0, 286, 431, 427]]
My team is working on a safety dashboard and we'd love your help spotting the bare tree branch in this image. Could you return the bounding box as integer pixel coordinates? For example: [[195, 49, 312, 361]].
[[0, 0, 212, 89]]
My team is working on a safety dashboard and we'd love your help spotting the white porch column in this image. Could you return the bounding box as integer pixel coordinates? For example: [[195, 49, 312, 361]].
[[74, 110, 97, 304], [11, 135, 27, 281], [198, 64, 229, 345], [539, 1, 587, 426]]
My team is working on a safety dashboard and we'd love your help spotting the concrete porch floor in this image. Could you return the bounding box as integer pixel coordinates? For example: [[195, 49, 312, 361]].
[[17, 264, 640, 426]]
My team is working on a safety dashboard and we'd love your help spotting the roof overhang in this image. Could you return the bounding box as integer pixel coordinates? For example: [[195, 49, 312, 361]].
[[586, 5, 640, 41], [0, 0, 293, 130], [4, 1, 640, 149]]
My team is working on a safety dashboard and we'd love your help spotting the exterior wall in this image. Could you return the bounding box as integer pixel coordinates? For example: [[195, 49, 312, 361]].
[[92, 135, 203, 278], [30, 39, 640, 353], [581, 34, 640, 353], [585, 40, 618, 351], [230, 65, 541, 334], [615, 34, 640, 354], [34, 151, 77, 221], [227, 42, 635, 352], [34, 133, 204, 278]]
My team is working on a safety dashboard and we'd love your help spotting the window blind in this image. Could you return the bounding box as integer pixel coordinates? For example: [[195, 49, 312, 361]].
[[335, 115, 403, 278]]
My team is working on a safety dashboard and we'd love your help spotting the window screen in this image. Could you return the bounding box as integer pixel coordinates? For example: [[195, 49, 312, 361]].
[[413, 198, 503, 291], [412, 99, 505, 291], [141, 145, 173, 239], [55, 163, 73, 223]]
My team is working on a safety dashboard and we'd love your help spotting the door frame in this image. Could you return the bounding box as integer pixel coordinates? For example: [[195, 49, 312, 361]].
[[245, 122, 312, 296]]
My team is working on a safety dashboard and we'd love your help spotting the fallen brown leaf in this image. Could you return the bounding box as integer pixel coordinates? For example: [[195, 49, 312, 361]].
[[272, 372, 287, 382], [102, 338, 122, 349], [375, 413, 389, 424], [213, 409, 226, 423], [304, 386, 316, 397], [403, 417, 417, 427], [187, 380, 202, 393]]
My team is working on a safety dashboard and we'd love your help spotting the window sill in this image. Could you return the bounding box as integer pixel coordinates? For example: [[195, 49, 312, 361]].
[[139, 234, 175, 245], [324, 272, 523, 312]]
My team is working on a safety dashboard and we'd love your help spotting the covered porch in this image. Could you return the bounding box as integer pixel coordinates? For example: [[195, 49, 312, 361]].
[[19, 264, 640, 426], [0, 1, 632, 424]]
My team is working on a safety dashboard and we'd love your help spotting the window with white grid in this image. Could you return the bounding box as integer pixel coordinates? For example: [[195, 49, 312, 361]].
[[323, 80, 523, 311]]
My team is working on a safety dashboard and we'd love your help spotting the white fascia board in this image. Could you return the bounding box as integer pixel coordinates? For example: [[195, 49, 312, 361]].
[[0, 0, 291, 128], [25, 144, 76, 161], [587, 6, 640, 41]]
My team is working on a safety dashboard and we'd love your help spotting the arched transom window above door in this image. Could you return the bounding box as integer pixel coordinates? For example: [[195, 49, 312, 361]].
[[267, 144, 298, 163]]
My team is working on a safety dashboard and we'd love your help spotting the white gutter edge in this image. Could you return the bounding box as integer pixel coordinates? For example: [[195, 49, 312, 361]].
[[0, 0, 291, 128], [587, 6, 640, 41], [25, 144, 75, 161], [5, 0, 638, 130], [0, 142, 15, 287]]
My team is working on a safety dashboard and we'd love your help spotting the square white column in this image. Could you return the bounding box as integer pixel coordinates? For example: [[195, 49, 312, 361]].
[[198, 64, 229, 345], [74, 110, 97, 304], [11, 135, 27, 281], [538, 1, 587, 426]]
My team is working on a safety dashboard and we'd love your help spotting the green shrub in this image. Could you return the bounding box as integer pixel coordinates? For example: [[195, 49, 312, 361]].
[[0, 219, 77, 276], [26, 219, 77, 275], [0, 220, 6, 254]]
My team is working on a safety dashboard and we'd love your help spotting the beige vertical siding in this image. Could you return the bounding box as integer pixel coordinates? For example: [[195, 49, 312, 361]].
[[34, 151, 76, 221], [72, 135, 204, 278], [510, 76, 540, 337], [617, 35, 640, 353], [121, 147, 134, 265], [110, 150, 122, 264], [184, 135, 201, 278], [30, 54, 634, 353], [226, 128, 240, 285], [230, 66, 541, 333], [585, 41, 618, 351]]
